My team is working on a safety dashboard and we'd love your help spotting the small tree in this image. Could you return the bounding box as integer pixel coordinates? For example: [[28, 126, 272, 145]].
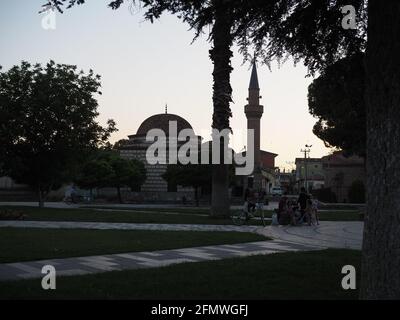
[[109, 156, 146, 203], [163, 164, 212, 207], [163, 142, 236, 206], [0, 61, 116, 207], [75, 158, 114, 199], [76, 150, 146, 203]]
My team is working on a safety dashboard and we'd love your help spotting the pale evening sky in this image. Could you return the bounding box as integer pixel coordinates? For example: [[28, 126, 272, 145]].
[[0, 0, 332, 170]]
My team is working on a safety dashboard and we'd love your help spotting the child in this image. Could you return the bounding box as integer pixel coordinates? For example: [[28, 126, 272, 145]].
[[311, 198, 320, 225], [307, 197, 319, 226]]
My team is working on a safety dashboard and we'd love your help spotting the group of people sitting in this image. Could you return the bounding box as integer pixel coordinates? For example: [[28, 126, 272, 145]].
[[274, 187, 319, 226]]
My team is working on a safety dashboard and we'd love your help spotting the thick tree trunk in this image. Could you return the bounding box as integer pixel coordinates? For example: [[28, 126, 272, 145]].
[[209, 2, 233, 218], [360, 1, 400, 299]]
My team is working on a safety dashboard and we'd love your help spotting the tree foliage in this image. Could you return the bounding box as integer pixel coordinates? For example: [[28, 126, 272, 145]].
[[162, 141, 237, 206], [43, 0, 367, 73], [308, 53, 365, 157], [162, 163, 211, 206], [76, 149, 146, 203], [0, 61, 116, 206]]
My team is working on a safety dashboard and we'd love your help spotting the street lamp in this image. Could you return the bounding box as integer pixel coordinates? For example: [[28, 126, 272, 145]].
[[300, 144, 312, 192]]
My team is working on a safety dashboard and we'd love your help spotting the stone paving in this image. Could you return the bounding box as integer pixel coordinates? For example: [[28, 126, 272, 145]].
[[260, 221, 363, 250], [0, 220, 259, 233], [0, 239, 321, 282]]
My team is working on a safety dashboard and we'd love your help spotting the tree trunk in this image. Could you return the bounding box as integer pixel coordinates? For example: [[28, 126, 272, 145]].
[[194, 186, 199, 207], [38, 190, 44, 208], [209, 1, 233, 218], [37, 184, 45, 208], [360, 0, 400, 299], [117, 186, 123, 204]]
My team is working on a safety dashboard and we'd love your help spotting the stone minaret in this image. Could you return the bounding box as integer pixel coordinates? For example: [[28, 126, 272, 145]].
[[244, 61, 264, 190]]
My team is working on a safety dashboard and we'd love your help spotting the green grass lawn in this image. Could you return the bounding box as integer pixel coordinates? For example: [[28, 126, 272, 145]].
[[0, 249, 361, 300], [82, 206, 211, 215], [0, 227, 267, 263], [0, 206, 254, 225]]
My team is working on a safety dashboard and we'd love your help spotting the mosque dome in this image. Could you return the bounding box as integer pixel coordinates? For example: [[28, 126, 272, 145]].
[[135, 113, 194, 137]]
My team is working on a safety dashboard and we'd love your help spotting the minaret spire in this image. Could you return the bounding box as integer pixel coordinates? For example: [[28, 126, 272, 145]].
[[248, 59, 261, 106], [165, 103, 168, 114], [249, 60, 259, 90]]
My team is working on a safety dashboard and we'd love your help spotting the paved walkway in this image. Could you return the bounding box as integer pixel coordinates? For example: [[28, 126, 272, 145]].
[[260, 221, 363, 250], [0, 239, 321, 281], [0, 220, 259, 233]]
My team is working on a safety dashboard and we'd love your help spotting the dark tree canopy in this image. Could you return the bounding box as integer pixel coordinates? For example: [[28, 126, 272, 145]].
[[308, 53, 366, 157], [76, 149, 146, 203], [43, 0, 367, 74], [240, 0, 367, 73], [0, 61, 116, 206], [162, 163, 211, 206], [75, 151, 115, 191]]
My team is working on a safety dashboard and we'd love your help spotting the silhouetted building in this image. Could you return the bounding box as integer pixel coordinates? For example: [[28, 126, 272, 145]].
[[295, 157, 325, 192], [322, 151, 365, 202]]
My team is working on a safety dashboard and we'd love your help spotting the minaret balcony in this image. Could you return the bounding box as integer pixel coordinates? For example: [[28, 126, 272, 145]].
[[245, 104, 264, 118]]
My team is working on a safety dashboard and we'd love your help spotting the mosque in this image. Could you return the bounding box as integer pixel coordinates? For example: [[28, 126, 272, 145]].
[[118, 63, 278, 203]]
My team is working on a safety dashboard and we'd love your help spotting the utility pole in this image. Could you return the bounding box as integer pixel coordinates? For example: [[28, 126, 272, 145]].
[[300, 144, 312, 192]]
